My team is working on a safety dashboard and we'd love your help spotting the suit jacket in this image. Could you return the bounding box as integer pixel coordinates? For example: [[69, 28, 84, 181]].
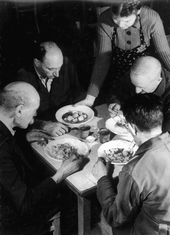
[[97, 132, 170, 235], [0, 121, 60, 235], [17, 57, 84, 120]]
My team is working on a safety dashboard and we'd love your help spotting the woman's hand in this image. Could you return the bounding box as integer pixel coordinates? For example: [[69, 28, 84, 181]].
[[74, 94, 96, 107]]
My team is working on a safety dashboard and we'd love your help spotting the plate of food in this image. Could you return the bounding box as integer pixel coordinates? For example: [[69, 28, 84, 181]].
[[44, 137, 89, 161], [98, 140, 138, 165], [55, 105, 94, 127], [105, 114, 129, 135]]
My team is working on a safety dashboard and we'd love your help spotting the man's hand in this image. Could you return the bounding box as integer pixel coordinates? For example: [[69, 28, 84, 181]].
[[108, 103, 121, 118], [43, 121, 69, 137], [26, 129, 54, 145], [52, 153, 83, 183], [74, 94, 96, 107], [92, 157, 108, 181]]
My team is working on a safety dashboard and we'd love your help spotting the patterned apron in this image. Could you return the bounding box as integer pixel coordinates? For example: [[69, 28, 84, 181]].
[[111, 15, 152, 80]]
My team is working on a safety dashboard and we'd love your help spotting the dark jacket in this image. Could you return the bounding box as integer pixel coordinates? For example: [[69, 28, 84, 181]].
[[97, 132, 170, 235], [107, 68, 170, 132], [0, 121, 60, 235], [17, 57, 85, 120]]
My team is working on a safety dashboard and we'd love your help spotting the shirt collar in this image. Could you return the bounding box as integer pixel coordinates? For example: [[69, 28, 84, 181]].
[[0, 117, 16, 136], [135, 132, 169, 156], [34, 63, 47, 81]]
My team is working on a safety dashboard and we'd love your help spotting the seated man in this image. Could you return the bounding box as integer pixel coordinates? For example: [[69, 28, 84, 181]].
[[16, 41, 85, 136], [107, 56, 170, 132], [0, 81, 83, 235], [92, 93, 170, 235]]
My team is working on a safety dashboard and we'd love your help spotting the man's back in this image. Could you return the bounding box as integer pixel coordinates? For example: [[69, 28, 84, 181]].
[[128, 133, 170, 234]]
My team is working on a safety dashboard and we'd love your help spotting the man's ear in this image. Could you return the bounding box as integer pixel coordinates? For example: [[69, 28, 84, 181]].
[[15, 104, 24, 118], [158, 76, 162, 83], [34, 58, 40, 67]]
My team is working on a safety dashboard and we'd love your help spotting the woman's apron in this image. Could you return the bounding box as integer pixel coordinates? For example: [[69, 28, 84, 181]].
[[111, 15, 152, 80]]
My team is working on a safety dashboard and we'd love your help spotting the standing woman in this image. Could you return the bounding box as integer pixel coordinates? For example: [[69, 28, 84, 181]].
[[76, 0, 170, 106]]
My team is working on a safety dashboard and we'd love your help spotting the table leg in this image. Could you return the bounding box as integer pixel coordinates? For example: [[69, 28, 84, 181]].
[[78, 195, 91, 235]]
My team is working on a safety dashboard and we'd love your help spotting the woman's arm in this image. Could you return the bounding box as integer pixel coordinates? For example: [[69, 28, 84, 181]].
[[87, 10, 113, 98], [144, 7, 170, 70]]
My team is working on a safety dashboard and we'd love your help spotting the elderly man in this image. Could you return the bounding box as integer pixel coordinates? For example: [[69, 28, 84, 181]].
[[92, 93, 170, 235], [0, 81, 83, 235], [17, 41, 85, 136], [106, 56, 170, 132]]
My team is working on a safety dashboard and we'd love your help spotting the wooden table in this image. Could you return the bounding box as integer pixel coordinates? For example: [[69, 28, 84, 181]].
[[31, 104, 123, 235]]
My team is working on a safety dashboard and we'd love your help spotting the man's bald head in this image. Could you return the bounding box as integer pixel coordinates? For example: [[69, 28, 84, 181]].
[[1, 81, 40, 113], [41, 41, 63, 63], [34, 41, 63, 79], [130, 56, 162, 94]]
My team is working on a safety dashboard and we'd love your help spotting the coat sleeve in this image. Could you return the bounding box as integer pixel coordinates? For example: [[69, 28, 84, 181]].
[[144, 7, 170, 71], [0, 147, 60, 217], [97, 171, 141, 228]]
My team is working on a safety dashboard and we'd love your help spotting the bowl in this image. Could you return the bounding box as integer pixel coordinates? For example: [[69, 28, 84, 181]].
[[55, 105, 94, 127]]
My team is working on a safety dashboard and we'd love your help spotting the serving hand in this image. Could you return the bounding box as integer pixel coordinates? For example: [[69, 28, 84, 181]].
[[42, 121, 69, 137], [108, 103, 121, 118], [74, 94, 95, 107], [92, 157, 110, 181], [51, 153, 83, 183]]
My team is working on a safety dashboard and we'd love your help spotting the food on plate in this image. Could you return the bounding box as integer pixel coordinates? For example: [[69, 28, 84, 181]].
[[104, 148, 134, 163], [49, 142, 80, 161], [62, 110, 88, 124], [116, 117, 128, 129]]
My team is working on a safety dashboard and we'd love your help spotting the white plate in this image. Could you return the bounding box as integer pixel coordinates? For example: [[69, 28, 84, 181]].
[[55, 105, 94, 127], [44, 137, 89, 161], [105, 116, 129, 135], [98, 140, 138, 165]]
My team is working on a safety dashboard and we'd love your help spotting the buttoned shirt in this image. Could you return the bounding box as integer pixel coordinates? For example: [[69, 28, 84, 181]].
[[34, 65, 53, 92]]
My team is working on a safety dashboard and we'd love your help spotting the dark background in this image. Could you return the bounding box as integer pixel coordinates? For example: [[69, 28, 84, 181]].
[[0, 0, 170, 89]]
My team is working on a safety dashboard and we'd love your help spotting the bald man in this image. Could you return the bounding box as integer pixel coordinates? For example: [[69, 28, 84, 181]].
[[107, 56, 170, 132], [16, 41, 85, 136], [0, 81, 83, 235]]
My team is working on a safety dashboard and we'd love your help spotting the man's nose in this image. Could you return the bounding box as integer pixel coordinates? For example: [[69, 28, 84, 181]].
[[135, 87, 142, 93], [118, 21, 125, 28], [53, 69, 59, 77]]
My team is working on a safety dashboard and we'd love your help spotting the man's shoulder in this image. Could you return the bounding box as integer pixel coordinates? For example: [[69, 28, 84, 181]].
[[17, 63, 37, 82], [161, 68, 170, 92], [0, 122, 12, 148]]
